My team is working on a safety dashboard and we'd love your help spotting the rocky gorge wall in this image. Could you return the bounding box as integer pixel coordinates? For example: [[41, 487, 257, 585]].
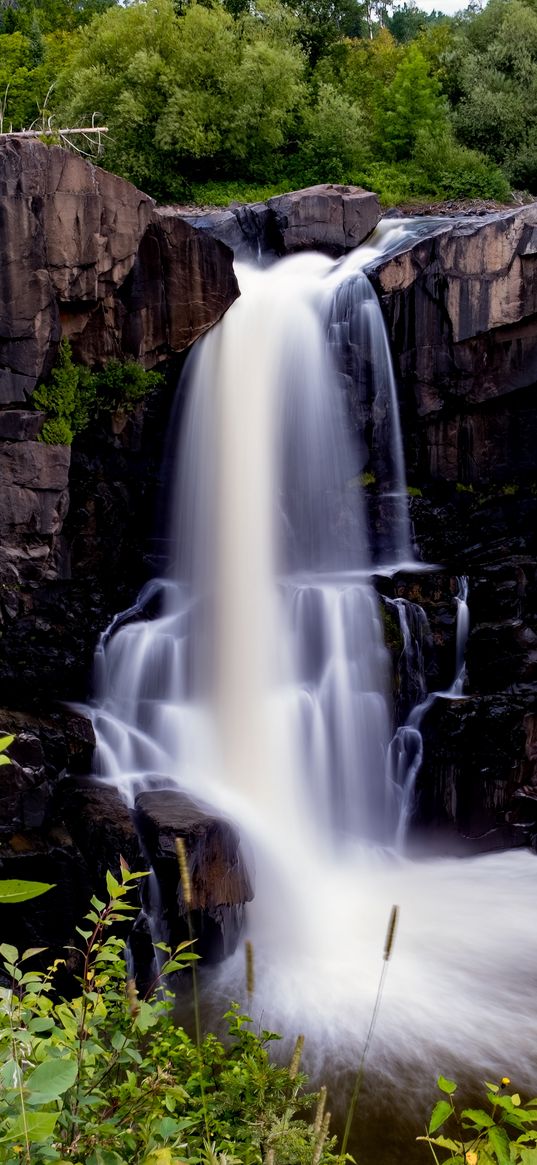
[[0, 140, 240, 962], [1, 142, 537, 965], [367, 208, 537, 851]]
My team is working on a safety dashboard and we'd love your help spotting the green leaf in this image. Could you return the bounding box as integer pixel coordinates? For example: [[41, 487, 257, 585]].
[[462, 1108, 495, 1129], [0, 879, 55, 904], [0, 943, 18, 964], [0, 755, 11, 766], [438, 1076, 458, 1095], [0, 1110, 57, 1143], [21, 946, 47, 961], [0, 735, 15, 754], [25, 1057, 78, 1104], [106, 871, 122, 898], [28, 1018, 55, 1034], [488, 1126, 511, 1165], [417, 1135, 460, 1151], [429, 1101, 452, 1133]]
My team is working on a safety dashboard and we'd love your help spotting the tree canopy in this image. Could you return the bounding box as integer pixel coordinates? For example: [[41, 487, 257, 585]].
[[0, 0, 531, 205]]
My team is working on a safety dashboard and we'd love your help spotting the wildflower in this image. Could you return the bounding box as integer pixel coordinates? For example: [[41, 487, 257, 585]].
[[466, 1153, 478, 1165], [501, 1076, 511, 1086]]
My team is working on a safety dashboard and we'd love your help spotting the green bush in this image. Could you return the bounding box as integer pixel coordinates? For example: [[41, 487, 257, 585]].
[[413, 127, 511, 201], [33, 341, 164, 445], [420, 1073, 537, 1163], [0, 867, 337, 1164]]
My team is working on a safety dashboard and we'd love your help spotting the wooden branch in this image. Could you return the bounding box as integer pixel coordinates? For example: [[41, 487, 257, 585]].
[[0, 127, 108, 138]]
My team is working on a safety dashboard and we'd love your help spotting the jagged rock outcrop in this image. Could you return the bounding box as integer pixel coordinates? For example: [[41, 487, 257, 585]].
[[366, 205, 537, 485], [177, 183, 380, 259], [0, 139, 239, 703], [0, 138, 238, 404]]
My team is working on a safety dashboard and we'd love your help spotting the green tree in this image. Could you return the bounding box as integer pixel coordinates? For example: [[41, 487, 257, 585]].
[[453, 0, 537, 188], [294, 81, 370, 181], [57, 0, 307, 197], [381, 41, 446, 160]]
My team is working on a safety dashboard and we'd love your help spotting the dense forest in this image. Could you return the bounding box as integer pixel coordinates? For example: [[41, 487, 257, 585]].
[[0, 0, 536, 204]]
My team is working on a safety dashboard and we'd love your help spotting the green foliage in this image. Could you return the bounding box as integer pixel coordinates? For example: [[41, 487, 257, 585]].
[[293, 81, 370, 184], [33, 340, 164, 445], [0, 868, 337, 1164], [412, 127, 511, 200], [419, 1075, 537, 1164], [0, 880, 54, 904], [381, 43, 446, 161], [55, 0, 307, 197], [451, 0, 537, 190], [0, 735, 14, 769]]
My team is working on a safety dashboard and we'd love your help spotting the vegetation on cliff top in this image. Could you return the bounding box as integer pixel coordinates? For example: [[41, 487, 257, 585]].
[[1, 0, 534, 206]]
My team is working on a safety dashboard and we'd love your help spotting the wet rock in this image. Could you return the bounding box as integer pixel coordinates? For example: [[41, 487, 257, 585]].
[[135, 789, 253, 963], [0, 834, 92, 970], [0, 707, 95, 778], [413, 691, 537, 842], [56, 776, 142, 883]]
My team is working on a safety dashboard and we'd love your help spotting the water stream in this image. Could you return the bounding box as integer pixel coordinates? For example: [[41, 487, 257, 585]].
[[90, 221, 537, 1144]]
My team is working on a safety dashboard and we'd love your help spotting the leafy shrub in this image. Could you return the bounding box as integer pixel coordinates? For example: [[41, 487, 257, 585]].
[[292, 82, 371, 185], [413, 127, 511, 201], [0, 867, 337, 1164], [40, 415, 76, 445], [420, 1073, 537, 1163], [90, 359, 164, 415], [33, 340, 164, 445]]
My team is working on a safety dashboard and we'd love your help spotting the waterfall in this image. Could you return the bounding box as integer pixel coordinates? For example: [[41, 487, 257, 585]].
[[388, 576, 472, 848], [91, 223, 537, 1105]]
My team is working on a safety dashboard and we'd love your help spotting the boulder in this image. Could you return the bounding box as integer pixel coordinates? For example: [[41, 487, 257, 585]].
[[173, 183, 381, 258], [266, 183, 380, 253], [135, 789, 253, 962]]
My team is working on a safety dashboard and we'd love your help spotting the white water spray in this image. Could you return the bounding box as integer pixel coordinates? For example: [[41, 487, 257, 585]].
[[91, 224, 537, 1118]]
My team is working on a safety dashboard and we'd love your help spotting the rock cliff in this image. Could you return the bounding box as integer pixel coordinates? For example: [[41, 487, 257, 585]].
[[0, 141, 241, 966], [365, 208, 537, 850]]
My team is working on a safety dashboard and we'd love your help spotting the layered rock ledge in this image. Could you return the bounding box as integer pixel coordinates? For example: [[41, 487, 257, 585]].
[[173, 183, 381, 259]]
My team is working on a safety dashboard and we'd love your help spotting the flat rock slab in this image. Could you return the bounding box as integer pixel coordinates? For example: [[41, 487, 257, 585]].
[[267, 183, 380, 253]]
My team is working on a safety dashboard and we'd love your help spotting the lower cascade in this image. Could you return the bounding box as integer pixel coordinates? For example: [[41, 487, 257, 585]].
[[91, 226, 537, 1105]]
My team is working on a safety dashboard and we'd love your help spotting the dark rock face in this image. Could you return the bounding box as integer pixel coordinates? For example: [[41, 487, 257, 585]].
[[351, 208, 537, 851], [177, 183, 381, 259], [0, 140, 238, 706], [0, 138, 238, 403], [135, 790, 254, 963], [367, 206, 537, 485], [0, 441, 71, 583]]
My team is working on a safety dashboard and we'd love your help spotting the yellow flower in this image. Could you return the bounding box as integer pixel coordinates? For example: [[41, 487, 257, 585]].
[[501, 1076, 511, 1086], [465, 1153, 478, 1165]]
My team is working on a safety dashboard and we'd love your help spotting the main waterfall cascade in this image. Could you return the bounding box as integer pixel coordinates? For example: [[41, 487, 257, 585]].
[[92, 221, 537, 1100]]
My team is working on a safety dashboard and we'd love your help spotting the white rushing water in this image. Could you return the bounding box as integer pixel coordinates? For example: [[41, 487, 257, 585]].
[[91, 221, 537, 1109]]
